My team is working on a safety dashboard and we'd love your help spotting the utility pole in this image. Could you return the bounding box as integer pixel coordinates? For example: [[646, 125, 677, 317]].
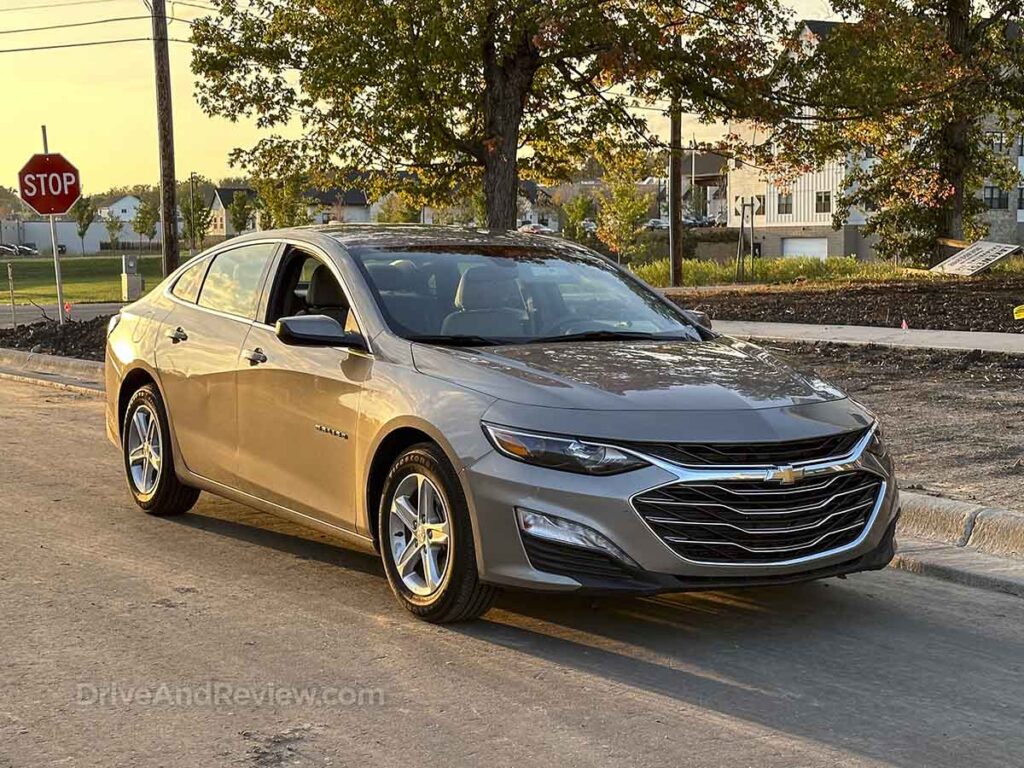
[[690, 135, 697, 218], [667, 37, 684, 287], [148, 0, 179, 276], [188, 172, 196, 256]]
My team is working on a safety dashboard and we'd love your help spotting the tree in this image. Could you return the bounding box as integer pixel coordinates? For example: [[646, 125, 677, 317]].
[[191, 0, 791, 229], [376, 193, 422, 224], [103, 211, 124, 252], [754, 9, 1024, 262], [180, 193, 213, 250], [68, 197, 96, 255], [559, 192, 597, 242], [596, 150, 654, 264], [227, 192, 254, 235], [252, 175, 310, 228], [133, 198, 159, 252]]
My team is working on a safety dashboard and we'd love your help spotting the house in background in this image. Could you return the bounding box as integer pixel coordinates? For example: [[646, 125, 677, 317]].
[[96, 195, 142, 222], [209, 187, 258, 238]]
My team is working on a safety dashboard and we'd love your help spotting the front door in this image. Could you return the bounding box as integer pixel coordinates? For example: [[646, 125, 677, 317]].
[[156, 242, 278, 485], [234, 247, 369, 530]]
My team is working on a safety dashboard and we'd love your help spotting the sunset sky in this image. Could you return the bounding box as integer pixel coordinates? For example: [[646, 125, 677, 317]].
[[1, 0, 831, 194]]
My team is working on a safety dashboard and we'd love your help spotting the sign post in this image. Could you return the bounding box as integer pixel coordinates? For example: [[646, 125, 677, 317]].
[[17, 127, 82, 325], [6, 263, 15, 329]]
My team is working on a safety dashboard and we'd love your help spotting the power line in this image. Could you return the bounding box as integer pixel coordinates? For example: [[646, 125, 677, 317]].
[[0, 0, 127, 12], [0, 15, 195, 33], [0, 36, 191, 53]]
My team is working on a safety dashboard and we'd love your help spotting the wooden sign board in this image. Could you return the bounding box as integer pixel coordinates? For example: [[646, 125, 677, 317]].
[[931, 241, 1021, 276]]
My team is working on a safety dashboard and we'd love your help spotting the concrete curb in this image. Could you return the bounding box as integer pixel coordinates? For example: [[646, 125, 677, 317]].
[[0, 347, 103, 380], [898, 492, 1024, 559]]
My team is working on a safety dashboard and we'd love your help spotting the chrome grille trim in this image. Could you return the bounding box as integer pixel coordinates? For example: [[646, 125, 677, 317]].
[[644, 499, 876, 535], [635, 481, 880, 517], [664, 522, 866, 554], [623, 423, 888, 568]]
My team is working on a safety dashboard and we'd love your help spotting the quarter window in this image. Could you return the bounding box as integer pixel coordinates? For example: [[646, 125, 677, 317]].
[[815, 191, 831, 214], [197, 243, 277, 319], [171, 258, 208, 303]]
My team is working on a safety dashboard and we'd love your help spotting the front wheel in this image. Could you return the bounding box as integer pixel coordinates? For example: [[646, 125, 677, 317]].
[[378, 444, 496, 623], [122, 384, 200, 516]]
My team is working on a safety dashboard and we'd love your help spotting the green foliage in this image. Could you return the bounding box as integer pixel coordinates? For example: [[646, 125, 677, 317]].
[[252, 176, 311, 228], [133, 198, 159, 245], [595, 149, 654, 264], [191, 0, 792, 227], [631, 256, 910, 287], [755, 8, 1024, 263], [560, 193, 597, 242], [68, 197, 97, 253], [376, 193, 422, 224], [180, 193, 213, 248], [227, 192, 255, 235], [103, 212, 123, 248]]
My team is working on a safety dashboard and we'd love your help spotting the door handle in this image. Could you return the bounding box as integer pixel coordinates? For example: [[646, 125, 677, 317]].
[[166, 326, 188, 343], [242, 347, 267, 366]]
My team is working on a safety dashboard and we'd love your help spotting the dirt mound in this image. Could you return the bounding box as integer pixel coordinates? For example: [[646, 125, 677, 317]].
[[670, 276, 1024, 333], [0, 315, 110, 361]]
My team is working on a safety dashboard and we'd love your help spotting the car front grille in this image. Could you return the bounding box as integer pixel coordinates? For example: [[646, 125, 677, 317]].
[[619, 429, 866, 468], [632, 470, 883, 565], [521, 534, 641, 583]]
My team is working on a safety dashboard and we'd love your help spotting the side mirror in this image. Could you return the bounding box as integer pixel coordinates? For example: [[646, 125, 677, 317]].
[[682, 309, 712, 330], [275, 315, 368, 350]]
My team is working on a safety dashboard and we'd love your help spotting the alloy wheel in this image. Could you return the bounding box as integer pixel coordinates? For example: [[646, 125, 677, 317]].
[[388, 472, 451, 596], [126, 404, 162, 495]]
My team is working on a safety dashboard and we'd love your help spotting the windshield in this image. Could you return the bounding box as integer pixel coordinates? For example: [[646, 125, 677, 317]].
[[348, 244, 704, 345]]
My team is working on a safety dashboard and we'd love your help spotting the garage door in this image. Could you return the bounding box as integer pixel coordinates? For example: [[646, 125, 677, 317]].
[[781, 237, 829, 259]]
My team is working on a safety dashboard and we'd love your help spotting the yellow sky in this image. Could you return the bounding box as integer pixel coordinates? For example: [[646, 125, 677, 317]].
[[1, 0, 829, 193]]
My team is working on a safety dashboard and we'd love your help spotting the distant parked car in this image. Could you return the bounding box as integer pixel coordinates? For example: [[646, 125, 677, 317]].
[[580, 218, 597, 234], [0, 244, 18, 257], [518, 223, 554, 234], [16, 245, 39, 257], [644, 219, 668, 230], [57, 244, 67, 255]]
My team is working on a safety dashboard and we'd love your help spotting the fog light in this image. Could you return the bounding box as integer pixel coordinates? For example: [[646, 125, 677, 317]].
[[515, 508, 638, 567]]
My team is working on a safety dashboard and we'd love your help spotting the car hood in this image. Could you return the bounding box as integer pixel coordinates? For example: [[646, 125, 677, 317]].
[[411, 336, 847, 412]]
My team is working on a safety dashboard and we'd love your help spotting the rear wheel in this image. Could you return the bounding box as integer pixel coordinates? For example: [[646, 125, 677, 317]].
[[378, 444, 496, 623], [122, 384, 199, 516]]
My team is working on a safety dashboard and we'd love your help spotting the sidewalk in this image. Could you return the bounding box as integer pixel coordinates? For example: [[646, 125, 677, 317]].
[[714, 320, 1024, 354]]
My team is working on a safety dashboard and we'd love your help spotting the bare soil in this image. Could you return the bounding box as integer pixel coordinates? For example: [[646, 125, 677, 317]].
[[0, 316, 108, 361], [772, 341, 1024, 508], [670, 275, 1024, 333]]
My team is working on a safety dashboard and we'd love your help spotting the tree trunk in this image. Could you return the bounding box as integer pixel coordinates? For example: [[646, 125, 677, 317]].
[[935, 0, 972, 256], [481, 26, 538, 230]]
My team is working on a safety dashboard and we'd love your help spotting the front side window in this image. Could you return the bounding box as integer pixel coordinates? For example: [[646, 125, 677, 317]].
[[197, 243, 277, 318], [171, 257, 208, 303], [348, 245, 704, 344], [815, 191, 831, 214]]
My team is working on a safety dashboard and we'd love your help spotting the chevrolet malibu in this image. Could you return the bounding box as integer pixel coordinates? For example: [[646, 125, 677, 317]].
[[105, 226, 899, 622]]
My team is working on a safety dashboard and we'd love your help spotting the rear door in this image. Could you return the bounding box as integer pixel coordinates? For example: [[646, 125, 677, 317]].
[[234, 245, 370, 530], [156, 242, 278, 486]]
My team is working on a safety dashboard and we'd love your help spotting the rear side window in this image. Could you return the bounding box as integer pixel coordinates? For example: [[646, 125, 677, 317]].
[[198, 243, 277, 319], [171, 258, 208, 303]]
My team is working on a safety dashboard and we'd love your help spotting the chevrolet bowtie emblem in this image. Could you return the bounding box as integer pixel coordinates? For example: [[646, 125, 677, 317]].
[[768, 465, 804, 485]]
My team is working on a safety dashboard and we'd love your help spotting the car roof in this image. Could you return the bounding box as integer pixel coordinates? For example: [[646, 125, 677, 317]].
[[297, 223, 573, 252]]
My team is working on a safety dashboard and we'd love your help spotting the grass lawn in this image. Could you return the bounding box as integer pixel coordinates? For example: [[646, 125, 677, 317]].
[[0, 255, 169, 304]]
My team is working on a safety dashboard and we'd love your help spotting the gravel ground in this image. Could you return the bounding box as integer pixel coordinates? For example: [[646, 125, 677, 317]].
[[772, 342, 1024, 508], [670, 276, 1024, 333]]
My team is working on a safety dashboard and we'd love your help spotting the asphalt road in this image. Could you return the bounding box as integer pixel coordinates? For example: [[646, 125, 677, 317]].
[[2, 377, 1023, 768], [0, 302, 122, 329]]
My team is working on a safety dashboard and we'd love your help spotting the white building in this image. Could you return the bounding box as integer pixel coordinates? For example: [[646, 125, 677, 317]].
[[97, 195, 142, 222]]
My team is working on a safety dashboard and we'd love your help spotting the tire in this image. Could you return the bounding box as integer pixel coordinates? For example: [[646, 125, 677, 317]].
[[378, 443, 496, 623], [122, 384, 200, 516]]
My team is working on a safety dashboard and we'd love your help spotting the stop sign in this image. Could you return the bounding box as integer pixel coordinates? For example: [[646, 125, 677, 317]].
[[18, 153, 81, 215]]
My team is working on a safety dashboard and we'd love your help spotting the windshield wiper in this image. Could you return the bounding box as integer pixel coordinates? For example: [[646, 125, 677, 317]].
[[527, 329, 695, 344], [408, 334, 509, 347]]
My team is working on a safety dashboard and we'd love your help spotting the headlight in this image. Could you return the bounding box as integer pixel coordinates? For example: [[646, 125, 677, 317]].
[[866, 424, 889, 458], [483, 424, 648, 475], [106, 313, 121, 337]]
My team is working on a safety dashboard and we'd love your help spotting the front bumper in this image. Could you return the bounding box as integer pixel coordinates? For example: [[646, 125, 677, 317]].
[[463, 430, 899, 595]]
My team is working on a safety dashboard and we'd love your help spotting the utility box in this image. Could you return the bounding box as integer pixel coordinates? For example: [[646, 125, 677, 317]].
[[121, 254, 144, 302]]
